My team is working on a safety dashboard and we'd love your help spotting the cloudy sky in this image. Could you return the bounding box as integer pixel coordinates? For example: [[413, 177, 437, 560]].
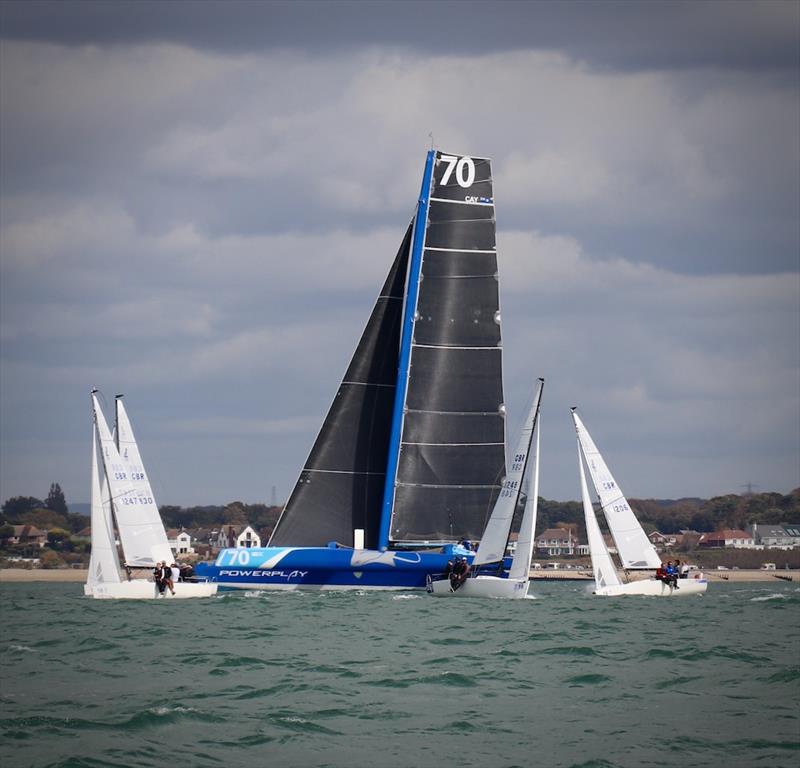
[[1, 0, 798, 510]]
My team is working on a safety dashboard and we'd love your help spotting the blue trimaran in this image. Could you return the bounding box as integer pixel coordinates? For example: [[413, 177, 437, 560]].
[[197, 149, 523, 590]]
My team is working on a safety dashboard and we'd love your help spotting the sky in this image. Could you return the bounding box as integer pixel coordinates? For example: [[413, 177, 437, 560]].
[[1, 0, 798, 509]]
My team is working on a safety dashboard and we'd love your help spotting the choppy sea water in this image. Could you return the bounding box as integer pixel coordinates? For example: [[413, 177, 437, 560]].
[[1, 581, 798, 768]]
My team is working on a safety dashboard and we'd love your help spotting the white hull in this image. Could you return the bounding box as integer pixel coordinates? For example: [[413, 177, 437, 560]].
[[86, 580, 217, 600], [427, 575, 530, 599], [595, 578, 707, 597]]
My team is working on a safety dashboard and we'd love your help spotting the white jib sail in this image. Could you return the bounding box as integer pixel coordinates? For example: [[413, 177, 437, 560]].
[[572, 411, 660, 569], [508, 415, 540, 581], [92, 394, 173, 568], [473, 379, 544, 567], [577, 440, 621, 589], [86, 419, 122, 587]]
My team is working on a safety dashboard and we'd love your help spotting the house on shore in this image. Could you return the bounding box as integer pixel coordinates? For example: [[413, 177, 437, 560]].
[[698, 529, 755, 549]]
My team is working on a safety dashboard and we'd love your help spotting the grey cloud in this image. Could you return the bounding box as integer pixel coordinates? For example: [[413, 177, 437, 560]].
[[0, 30, 798, 506], [2, 0, 798, 71]]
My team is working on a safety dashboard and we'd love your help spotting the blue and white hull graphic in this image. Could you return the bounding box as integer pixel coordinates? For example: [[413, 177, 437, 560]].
[[195, 546, 484, 591]]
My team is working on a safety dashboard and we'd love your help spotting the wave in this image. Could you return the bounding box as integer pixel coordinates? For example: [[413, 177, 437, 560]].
[[750, 593, 789, 602], [565, 673, 611, 686]]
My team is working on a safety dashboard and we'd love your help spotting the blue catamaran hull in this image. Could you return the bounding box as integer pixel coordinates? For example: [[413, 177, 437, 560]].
[[195, 546, 485, 591]]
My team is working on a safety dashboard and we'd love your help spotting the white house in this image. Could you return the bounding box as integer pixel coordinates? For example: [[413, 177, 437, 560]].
[[213, 524, 262, 550], [536, 528, 575, 556], [698, 529, 755, 548], [751, 524, 800, 549], [167, 529, 195, 556], [235, 525, 261, 549]]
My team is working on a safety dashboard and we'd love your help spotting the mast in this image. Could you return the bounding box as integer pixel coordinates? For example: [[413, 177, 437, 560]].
[[378, 150, 436, 550]]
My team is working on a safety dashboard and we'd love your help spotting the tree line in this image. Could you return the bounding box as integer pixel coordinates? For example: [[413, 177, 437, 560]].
[[2, 484, 798, 547]]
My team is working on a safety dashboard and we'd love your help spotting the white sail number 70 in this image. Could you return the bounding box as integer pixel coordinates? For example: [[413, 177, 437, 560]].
[[439, 155, 476, 188]]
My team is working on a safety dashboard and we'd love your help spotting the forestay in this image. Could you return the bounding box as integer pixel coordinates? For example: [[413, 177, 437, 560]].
[[572, 412, 660, 569], [92, 394, 173, 568]]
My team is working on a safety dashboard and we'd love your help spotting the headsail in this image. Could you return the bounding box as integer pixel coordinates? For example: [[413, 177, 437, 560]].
[[269, 225, 413, 549], [86, 410, 122, 588], [572, 411, 660, 569], [92, 393, 173, 568], [474, 378, 544, 566], [385, 151, 506, 545], [575, 432, 621, 589], [508, 401, 541, 581]]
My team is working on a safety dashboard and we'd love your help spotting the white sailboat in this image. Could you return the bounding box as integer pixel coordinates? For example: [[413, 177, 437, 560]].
[[427, 378, 544, 598], [572, 409, 707, 597], [85, 392, 217, 599]]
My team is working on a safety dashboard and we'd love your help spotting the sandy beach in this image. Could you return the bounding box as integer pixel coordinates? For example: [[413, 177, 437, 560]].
[[0, 567, 794, 584], [0, 568, 89, 583]]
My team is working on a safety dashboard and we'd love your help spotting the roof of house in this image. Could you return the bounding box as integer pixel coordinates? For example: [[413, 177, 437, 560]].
[[753, 524, 794, 538], [701, 529, 753, 540], [12, 525, 46, 537], [537, 528, 574, 541]]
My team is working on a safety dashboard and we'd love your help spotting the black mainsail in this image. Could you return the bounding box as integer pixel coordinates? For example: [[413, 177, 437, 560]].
[[384, 152, 506, 544], [269, 225, 412, 549]]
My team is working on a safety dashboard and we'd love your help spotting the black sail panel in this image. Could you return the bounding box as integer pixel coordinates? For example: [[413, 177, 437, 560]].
[[389, 152, 506, 544], [269, 224, 412, 549]]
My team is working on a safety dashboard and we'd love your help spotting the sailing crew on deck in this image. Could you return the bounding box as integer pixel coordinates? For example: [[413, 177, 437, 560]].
[[153, 563, 165, 594], [450, 556, 470, 591], [160, 561, 175, 595], [666, 561, 679, 589]]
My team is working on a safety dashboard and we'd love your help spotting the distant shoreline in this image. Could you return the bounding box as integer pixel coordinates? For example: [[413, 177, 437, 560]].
[[530, 569, 792, 583], [0, 567, 793, 584], [0, 568, 88, 582]]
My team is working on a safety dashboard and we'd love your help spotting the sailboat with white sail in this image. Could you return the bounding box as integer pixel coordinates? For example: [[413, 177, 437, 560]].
[[85, 392, 217, 599], [427, 378, 543, 598], [196, 149, 509, 590], [572, 409, 707, 597]]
